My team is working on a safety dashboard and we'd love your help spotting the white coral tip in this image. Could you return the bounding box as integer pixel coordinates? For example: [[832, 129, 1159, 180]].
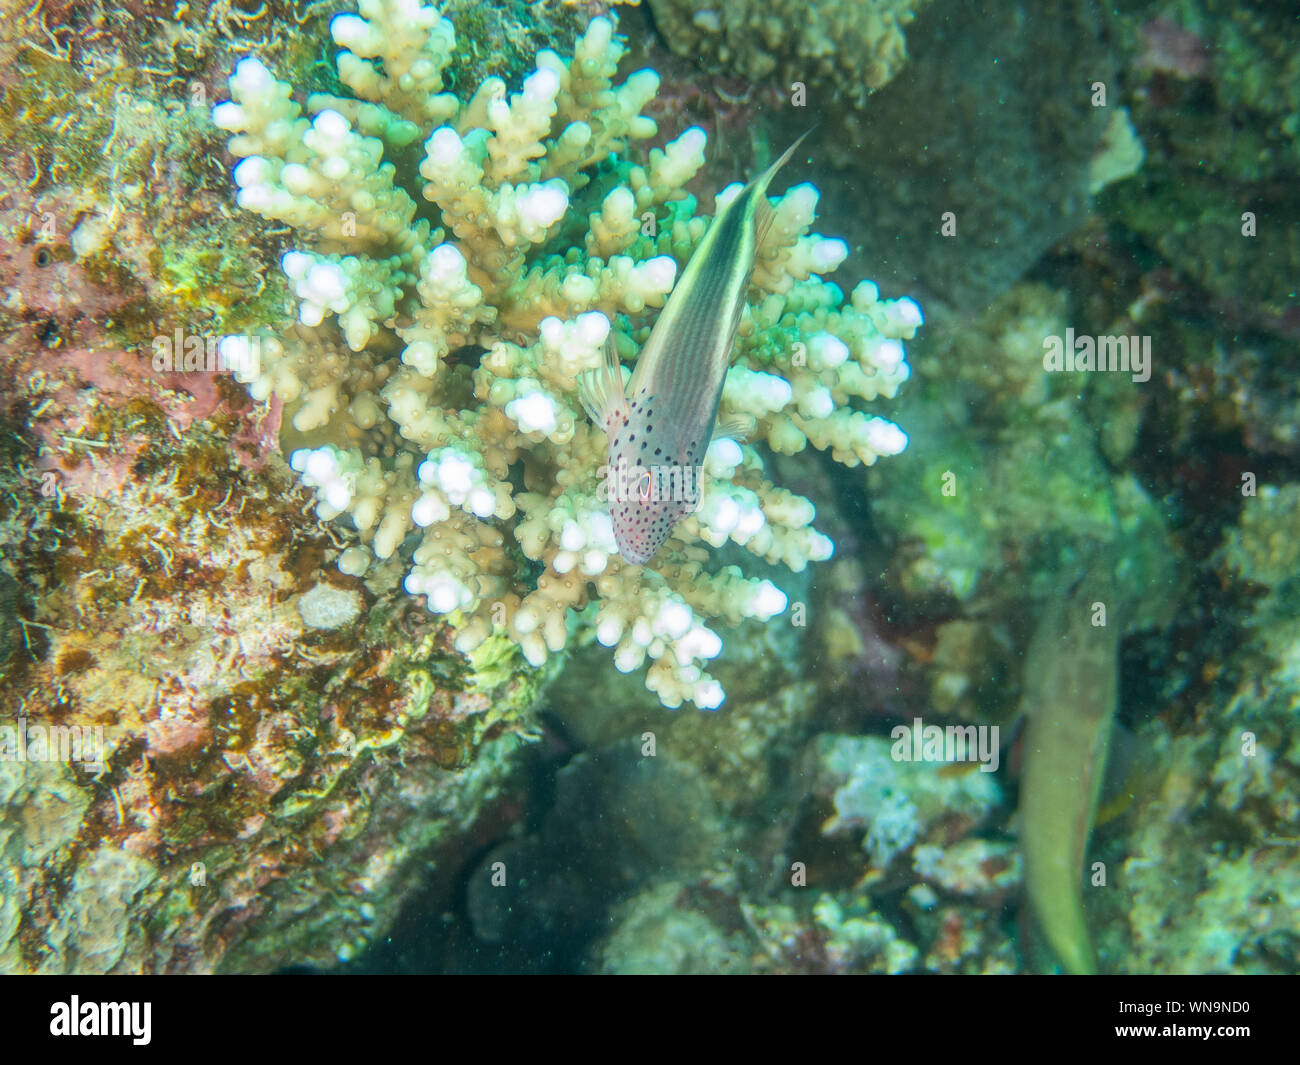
[[893, 298, 924, 328], [330, 14, 368, 48], [575, 311, 611, 346], [752, 580, 788, 619], [427, 126, 464, 166], [560, 520, 586, 552], [281, 250, 312, 279], [468, 487, 496, 518], [524, 67, 560, 100], [212, 102, 245, 130], [520, 183, 568, 230], [231, 56, 273, 94], [641, 256, 677, 292], [866, 419, 908, 456], [810, 333, 849, 369], [871, 338, 906, 372], [678, 127, 707, 154], [694, 680, 724, 710], [654, 600, 692, 640], [506, 390, 559, 435], [812, 238, 848, 273]]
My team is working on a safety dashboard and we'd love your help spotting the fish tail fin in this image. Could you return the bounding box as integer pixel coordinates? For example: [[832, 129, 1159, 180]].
[[577, 328, 628, 430], [753, 127, 816, 250]]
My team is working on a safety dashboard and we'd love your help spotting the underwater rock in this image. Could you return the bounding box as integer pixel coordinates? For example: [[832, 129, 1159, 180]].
[[587, 881, 753, 975], [0, 342, 545, 971], [868, 283, 1182, 620], [0, 104, 546, 973], [818, 0, 1116, 309], [646, 0, 1121, 310], [466, 739, 727, 968], [1095, 482, 1300, 974], [1120, 698, 1300, 974]]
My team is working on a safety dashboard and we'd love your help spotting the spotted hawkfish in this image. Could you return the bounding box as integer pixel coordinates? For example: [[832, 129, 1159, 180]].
[[580, 131, 812, 565]]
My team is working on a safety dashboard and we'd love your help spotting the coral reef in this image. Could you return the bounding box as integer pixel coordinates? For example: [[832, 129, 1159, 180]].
[[0, 340, 545, 973], [1113, 486, 1300, 973], [456, 726, 1020, 974], [868, 283, 1180, 618], [0, 0, 569, 975], [815, 734, 1003, 877], [465, 739, 728, 969], [211, 2, 919, 709], [589, 882, 754, 974], [645, 0, 929, 106], [1108, 0, 1300, 316], [2, 0, 1296, 981]]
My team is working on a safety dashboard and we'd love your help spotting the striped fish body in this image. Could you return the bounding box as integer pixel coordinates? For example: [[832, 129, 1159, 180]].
[[582, 133, 810, 565]]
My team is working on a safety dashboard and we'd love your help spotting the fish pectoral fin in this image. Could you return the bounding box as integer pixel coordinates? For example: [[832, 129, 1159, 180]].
[[576, 372, 605, 427], [578, 331, 629, 429], [709, 415, 752, 445]]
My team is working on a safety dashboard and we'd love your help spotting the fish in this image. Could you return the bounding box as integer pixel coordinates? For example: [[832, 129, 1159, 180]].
[[1018, 563, 1119, 975], [580, 131, 812, 565]]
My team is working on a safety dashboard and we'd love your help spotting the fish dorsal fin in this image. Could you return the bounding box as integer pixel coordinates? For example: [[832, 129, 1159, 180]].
[[755, 198, 779, 255], [752, 128, 815, 251], [577, 329, 629, 430]]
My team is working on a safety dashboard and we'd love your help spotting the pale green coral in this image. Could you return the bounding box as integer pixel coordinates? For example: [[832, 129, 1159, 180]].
[[212, 2, 918, 709], [818, 734, 1003, 872], [646, 0, 930, 106]]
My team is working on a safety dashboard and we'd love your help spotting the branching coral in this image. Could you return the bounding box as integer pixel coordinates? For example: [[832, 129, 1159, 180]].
[[212, 1, 919, 708]]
